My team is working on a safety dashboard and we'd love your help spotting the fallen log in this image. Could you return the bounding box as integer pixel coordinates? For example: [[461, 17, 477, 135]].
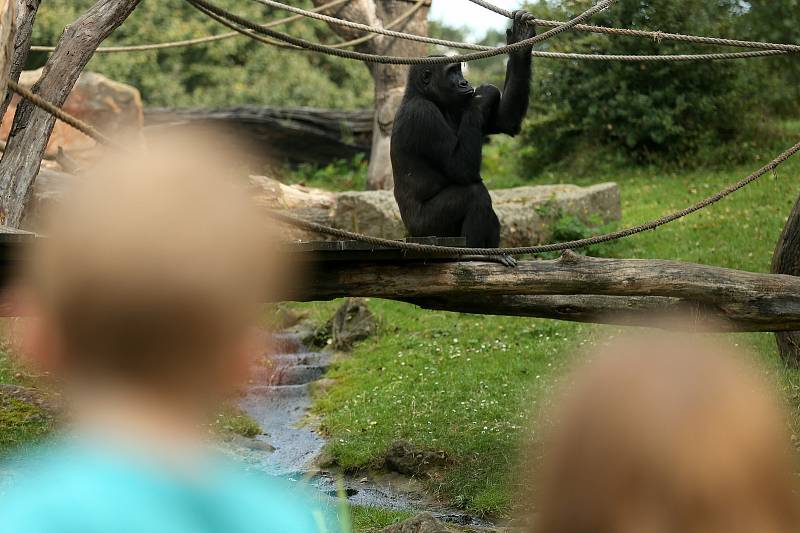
[[292, 251, 800, 332], [405, 295, 788, 332]]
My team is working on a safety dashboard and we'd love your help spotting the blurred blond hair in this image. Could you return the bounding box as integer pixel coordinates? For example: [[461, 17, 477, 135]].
[[23, 132, 284, 397], [525, 333, 800, 533]]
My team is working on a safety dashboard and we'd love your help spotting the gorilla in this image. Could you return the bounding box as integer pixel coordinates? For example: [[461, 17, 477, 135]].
[[390, 11, 535, 263]]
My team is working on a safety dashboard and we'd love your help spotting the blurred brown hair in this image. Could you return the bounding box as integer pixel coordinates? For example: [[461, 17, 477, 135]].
[[526, 334, 800, 533], [23, 133, 284, 396]]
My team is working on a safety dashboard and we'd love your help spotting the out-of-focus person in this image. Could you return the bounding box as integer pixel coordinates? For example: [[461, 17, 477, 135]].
[[523, 333, 800, 533], [0, 134, 338, 532]]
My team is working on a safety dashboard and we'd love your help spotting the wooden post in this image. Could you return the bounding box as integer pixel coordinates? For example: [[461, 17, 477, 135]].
[[772, 195, 800, 365], [0, 0, 41, 125], [0, 0, 14, 114], [0, 0, 141, 228], [312, 0, 430, 190]]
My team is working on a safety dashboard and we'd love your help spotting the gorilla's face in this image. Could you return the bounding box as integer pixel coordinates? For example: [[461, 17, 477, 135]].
[[415, 62, 474, 107]]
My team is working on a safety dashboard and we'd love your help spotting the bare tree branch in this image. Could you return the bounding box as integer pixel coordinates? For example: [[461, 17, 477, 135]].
[[0, 0, 42, 124], [0, 0, 141, 227]]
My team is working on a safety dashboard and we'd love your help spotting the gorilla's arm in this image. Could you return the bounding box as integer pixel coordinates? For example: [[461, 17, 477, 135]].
[[395, 97, 487, 185], [485, 11, 535, 136]]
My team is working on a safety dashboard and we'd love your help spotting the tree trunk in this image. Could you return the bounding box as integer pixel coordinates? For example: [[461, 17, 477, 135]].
[[0, 0, 41, 125], [772, 194, 800, 365], [0, 0, 141, 228], [313, 0, 429, 190], [0, 0, 15, 113], [405, 295, 789, 332]]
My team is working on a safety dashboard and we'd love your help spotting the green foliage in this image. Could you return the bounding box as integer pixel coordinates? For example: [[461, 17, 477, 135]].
[[518, 0, 782, 172], [284, 153, 369, 191], [736, 0, 800, 114], [31, 0, 374, 108]]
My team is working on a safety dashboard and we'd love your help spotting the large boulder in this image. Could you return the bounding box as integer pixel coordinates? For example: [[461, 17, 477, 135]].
[[333, 190, 405, 239], [20, 167, 621, 249], [493, 182, 620, 247], [1, 69, 143, 158], [329, 183, 621, 245]]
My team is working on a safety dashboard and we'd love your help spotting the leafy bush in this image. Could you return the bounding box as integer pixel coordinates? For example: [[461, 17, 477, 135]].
[[518, 0, 780, 173], [30, 0, 374, 109], [284, 153, 369, 191]]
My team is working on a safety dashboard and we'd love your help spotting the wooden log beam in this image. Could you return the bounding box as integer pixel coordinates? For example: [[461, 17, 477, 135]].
[[405, 295, 793, 332], [293, 251, 800, 332]]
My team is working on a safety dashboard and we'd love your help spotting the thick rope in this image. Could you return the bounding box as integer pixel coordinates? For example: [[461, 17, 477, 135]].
[[6, 80, 116, 147], [30, 0, 351, 53], [32, 0, 789, 62], [270, 137, 800, 256], [187, 0, 616, 65], [243, 0, 787, 62], [467, 0, 800, 54]]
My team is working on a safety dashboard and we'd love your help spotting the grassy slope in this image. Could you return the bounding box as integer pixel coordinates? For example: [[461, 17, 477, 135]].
[[300, 131, 800, 520]]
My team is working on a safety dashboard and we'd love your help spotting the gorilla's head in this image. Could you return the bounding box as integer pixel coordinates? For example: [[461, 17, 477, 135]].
[[408, 59, 474, 107]]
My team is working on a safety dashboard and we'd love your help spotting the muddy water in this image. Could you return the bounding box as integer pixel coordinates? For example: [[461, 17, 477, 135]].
[[235, 332, 492, 528]]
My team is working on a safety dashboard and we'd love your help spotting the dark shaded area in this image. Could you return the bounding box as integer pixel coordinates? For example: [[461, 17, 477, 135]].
[[144, 107, 373, 168]]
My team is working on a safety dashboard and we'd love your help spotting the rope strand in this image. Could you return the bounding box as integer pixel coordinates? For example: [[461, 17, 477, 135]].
[[186, 0, 616, 65], [466, 0, 800, 54]]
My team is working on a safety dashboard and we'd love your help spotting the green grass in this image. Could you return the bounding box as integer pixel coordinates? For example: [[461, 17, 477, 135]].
[[0, 397, 54, 453], [0, 343, 55, 456], [348, 507, 412, 532], [298, 125, 800, 520]]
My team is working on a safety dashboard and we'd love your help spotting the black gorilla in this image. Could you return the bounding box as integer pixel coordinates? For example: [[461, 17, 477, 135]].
[[390, 11, 535, 254]]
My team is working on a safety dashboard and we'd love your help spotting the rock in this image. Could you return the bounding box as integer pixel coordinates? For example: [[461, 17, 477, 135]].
[[384, 440, 449, 477], [325, 183, 620, 246], [333, 190, 405, 239], [1, 69, 143, 159], [0, 383, 61, 416], [248, 174, 335, 241], [329, 298, 376, 351], [492, 183, 620, 247], [381, 513, 457, 533]]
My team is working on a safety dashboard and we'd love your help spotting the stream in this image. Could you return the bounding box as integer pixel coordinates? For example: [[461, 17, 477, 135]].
[[229, 332, 494, 528]]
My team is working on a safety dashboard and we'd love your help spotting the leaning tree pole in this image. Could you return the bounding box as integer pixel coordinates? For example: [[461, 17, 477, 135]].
[[0, 0, 141, 228], [0, 0, 15, 115], [312, 0, 430, 191], [0, 0, 40, 125]]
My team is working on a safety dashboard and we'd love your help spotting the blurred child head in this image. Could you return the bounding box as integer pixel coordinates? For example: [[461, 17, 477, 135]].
[[19, 133, 283, 413], [527, 333, 800, 533]]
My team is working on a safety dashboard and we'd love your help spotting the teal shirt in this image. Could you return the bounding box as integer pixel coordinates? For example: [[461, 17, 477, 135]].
[[0, 439, 340, 533]]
